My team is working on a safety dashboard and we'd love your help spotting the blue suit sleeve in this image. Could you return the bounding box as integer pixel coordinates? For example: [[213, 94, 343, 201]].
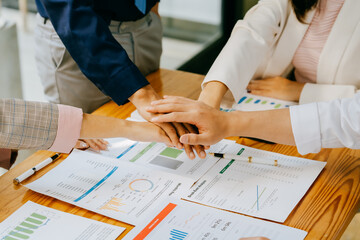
[[39, 0, 150, 105]]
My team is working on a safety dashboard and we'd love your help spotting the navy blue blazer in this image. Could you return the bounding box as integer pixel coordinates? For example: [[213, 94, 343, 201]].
[[36, 0, 160, 105]]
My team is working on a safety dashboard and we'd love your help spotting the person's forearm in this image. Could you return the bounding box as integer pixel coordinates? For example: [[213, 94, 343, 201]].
[[80, 114, 171, 145], [227, 109, 296, 145], [80, 114, 132, 139], [198, 81, 228, 109]]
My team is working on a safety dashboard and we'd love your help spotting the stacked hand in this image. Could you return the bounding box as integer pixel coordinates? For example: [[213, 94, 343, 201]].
[[147, 96, 230, 146], [130, 85, 207, 159]]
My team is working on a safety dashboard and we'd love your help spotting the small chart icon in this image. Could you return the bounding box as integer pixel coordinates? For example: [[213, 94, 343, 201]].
[[129, 179, 154, 192]]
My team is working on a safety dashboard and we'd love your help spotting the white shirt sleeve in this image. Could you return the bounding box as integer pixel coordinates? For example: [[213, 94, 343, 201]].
[[290, 93, 360, 155]]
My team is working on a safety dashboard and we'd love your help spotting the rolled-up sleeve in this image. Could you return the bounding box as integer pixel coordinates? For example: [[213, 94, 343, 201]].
[[40, 0, 149, 105], [48, 104, 83, 153], [290, 93, 360, 154]]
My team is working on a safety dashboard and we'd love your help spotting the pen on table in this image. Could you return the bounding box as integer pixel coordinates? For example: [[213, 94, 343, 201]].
[[13, 153, 61, 185], [209, 152, 278, 167]]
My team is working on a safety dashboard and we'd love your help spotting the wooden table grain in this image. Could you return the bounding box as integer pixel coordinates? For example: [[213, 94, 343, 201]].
[[1, 69, 359, 239]]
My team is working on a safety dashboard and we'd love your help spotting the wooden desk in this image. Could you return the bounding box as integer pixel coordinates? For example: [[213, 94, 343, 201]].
[[1, 69, 359, 239]]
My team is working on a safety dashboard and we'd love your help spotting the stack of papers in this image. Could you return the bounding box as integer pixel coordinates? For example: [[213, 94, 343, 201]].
[[1, 118, 327, 239]]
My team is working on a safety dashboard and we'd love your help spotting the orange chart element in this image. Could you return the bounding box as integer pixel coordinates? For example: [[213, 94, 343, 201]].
[[100, 197, 126, 212], [129, 179, 154, 192]]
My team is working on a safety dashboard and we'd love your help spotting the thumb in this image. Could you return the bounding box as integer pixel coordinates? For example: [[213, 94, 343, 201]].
[[180, 133, 210, 146], [74, 140, 89, 149]]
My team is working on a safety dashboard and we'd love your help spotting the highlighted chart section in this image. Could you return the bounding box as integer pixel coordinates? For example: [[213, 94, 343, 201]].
[[150, 147, 184, 170], [4, 212, 47, 239], [0, 201, 125, 240], [100, 198, 126, 212], [221, 93, 296, 112], [170, 229, 188, 240], [129, 179, 154, 192]]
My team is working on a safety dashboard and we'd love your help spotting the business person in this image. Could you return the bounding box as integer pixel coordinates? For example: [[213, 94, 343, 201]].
[[147, 93, 360, 155], [34, 0, 204, 159], [199, 0, 360, 110], [0, 98, 171, 153]]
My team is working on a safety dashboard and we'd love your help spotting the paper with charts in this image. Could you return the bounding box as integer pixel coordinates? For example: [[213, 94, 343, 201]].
[[0, 201, 125, 240], [185, 144, 326, 222], [125, 199, 307, 240], [221, 93, 297, 112], [25, 150, 194, 225], [88, 138, 234, 181]]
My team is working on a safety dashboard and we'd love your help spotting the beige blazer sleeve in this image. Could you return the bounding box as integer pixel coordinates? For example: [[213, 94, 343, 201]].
[[0, 98, 59, 150], [203, 0, 290, 104]]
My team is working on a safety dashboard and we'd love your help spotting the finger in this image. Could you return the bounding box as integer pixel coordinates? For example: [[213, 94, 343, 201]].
[[74, 140, 89, 149], [146, 103, 190, 114], [180, 133, 214, 146], [94, 139, 109, 150], [247, 81, 263, 91], [173, 123, 195, 159], [86, 139, 106, 152], [183, 123, 206, 159], [159, 135, 173, 146], [156, 122, 181, 148], [151, 112, 196, 125], [151, 96, 195, 106], [250, 89, 270, 97]]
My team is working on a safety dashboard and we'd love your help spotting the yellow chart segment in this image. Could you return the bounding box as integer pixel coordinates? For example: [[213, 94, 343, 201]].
[[100, 198, 126, 212]]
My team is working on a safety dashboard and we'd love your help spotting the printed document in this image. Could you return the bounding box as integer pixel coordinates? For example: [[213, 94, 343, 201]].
[[125, 199, 307, 240], [88, 138, 234, 181], [221, 93, 297, 112], [184, 144, 326, 222], [0, 201, 125, 240], [25, 151, 193, 225]]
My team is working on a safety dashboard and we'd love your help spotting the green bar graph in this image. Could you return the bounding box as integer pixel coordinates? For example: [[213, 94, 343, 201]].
[[15, 227, 33, 234], [20, 222, 38, 229], [6, 211, 47, 240], [9, 231, 29, 239], [25, 217, 42, 225], [130, 142, 156, 162], [31, 213, 47, 220], [160, 148, 183, 159], [4, 236, 18, 240]]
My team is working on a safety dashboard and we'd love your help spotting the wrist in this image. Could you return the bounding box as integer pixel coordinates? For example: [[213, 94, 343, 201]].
[[199, 81, 228, 109], [226, 111, 250, 138], [295, 82, 305, 101], [129, 84, 160, 108]]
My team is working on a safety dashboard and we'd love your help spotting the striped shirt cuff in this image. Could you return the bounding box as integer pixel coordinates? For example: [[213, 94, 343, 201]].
[[48, 105, 83, 153]]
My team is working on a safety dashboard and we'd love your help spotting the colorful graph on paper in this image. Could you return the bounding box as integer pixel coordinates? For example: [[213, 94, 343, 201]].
[[221, 93, 297, 112], [3, 212, 48, 239], [129, 179, 154, 192]]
